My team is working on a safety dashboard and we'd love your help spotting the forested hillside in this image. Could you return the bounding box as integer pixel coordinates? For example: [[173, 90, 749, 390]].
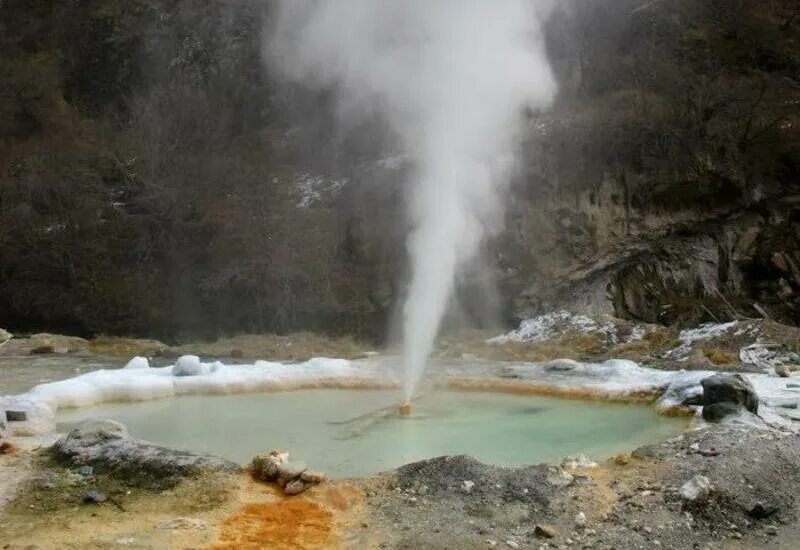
[[1, 0, 798, 341]]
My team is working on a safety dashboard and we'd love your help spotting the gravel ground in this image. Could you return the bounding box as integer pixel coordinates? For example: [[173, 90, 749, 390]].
[[362, 421, 800, 549]]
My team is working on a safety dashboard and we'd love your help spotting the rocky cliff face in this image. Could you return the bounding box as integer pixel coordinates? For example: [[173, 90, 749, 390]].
[[0, 0, 798, 339], [494, 0, 800, 326]]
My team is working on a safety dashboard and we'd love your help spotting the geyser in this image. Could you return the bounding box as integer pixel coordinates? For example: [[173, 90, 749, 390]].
[[266, 1, 556, 399]]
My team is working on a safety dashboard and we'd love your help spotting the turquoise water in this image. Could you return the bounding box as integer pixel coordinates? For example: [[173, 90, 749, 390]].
[[55, 390, 685, 477]]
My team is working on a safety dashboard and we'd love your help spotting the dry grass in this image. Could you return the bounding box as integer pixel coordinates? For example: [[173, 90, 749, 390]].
[[606, 328, 678, 360], [89, 336, 169, 357], [438, 325, 682, 365], [169, 332, 369, 361], [702, 347, 739, 365], [436, 329, 606, 362]]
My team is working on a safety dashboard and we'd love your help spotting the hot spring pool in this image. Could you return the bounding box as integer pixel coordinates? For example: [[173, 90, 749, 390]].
[[55, 390, 687, 477]]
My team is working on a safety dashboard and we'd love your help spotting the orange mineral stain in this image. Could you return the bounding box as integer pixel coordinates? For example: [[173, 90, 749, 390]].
[[214, 499, 335, 549]]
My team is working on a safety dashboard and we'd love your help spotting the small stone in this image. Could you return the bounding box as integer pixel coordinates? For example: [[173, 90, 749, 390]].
[[575, 511, 587, 528], [284, 479, 310, 495], [775, 365, 791, 377], [463, 480, 476, 493], [698, 448, 720, 457], [561, 454, 598, 469], [765, 525, 778, 536], [614, 453, 631, 466], [155, 517, 207, 530], [545, 466, 574, 487], [680, 475, 712, 503], [487, 541, 497, 547], [506, 541, 519, 549], [252, 452, 284, 481], [83, 490, 107, 504], [278, 460, 307, 480], [77, 466, 94, 476], [173, 355, 204, 376], [5, 410, 27, 422], [299, 470, 325, 484], [535, 524, 557, 539], [748, 501, 778, 519]]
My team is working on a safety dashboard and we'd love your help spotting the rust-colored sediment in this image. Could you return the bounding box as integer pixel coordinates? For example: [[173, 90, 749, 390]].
[[444, 378, 661, 405], [213, 499, 335, 549], [212, 476, 367, 550]]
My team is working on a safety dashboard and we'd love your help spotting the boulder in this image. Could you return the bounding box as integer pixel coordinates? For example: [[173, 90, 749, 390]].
[[700, 374, 759, 414], [702, 402, 745, 423], [0, 328, 11, 345], [53, 420, 239, 488]]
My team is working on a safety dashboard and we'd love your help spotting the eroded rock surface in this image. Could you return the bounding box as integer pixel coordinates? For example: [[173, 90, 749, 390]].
[[52, 420, 239, 488]]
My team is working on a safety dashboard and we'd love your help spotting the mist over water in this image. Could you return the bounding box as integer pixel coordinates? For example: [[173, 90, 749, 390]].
[[267, 1, 556, 399]]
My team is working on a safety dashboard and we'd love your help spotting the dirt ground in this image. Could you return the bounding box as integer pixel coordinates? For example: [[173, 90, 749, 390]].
[[3, 419, 799, 549], [0, 453, 372, 549]]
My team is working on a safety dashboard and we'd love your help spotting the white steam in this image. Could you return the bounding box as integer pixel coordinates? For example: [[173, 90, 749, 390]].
[[266, 1, 556, 399]]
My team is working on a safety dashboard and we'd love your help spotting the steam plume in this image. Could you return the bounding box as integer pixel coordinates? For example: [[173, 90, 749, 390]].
[[266, 1, 556, 398]]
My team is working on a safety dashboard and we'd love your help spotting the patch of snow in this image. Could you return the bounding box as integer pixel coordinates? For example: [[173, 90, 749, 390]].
[[1, 356, 381, 436], [489, 311, 606, 344], [4, 351, 798, 439], [294, 173, 348, 208], [664, 321, 739, 360], [628, 325, 646, 342], [490, 311, 649, 346], [494, 358, 798, 428], [123, 356, 150, 370], [374, 155, 408, 170], [739, 343, 799, 370]]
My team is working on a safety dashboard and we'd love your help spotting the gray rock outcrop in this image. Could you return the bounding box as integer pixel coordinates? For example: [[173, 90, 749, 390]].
[[52, 420, 239, 488]]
